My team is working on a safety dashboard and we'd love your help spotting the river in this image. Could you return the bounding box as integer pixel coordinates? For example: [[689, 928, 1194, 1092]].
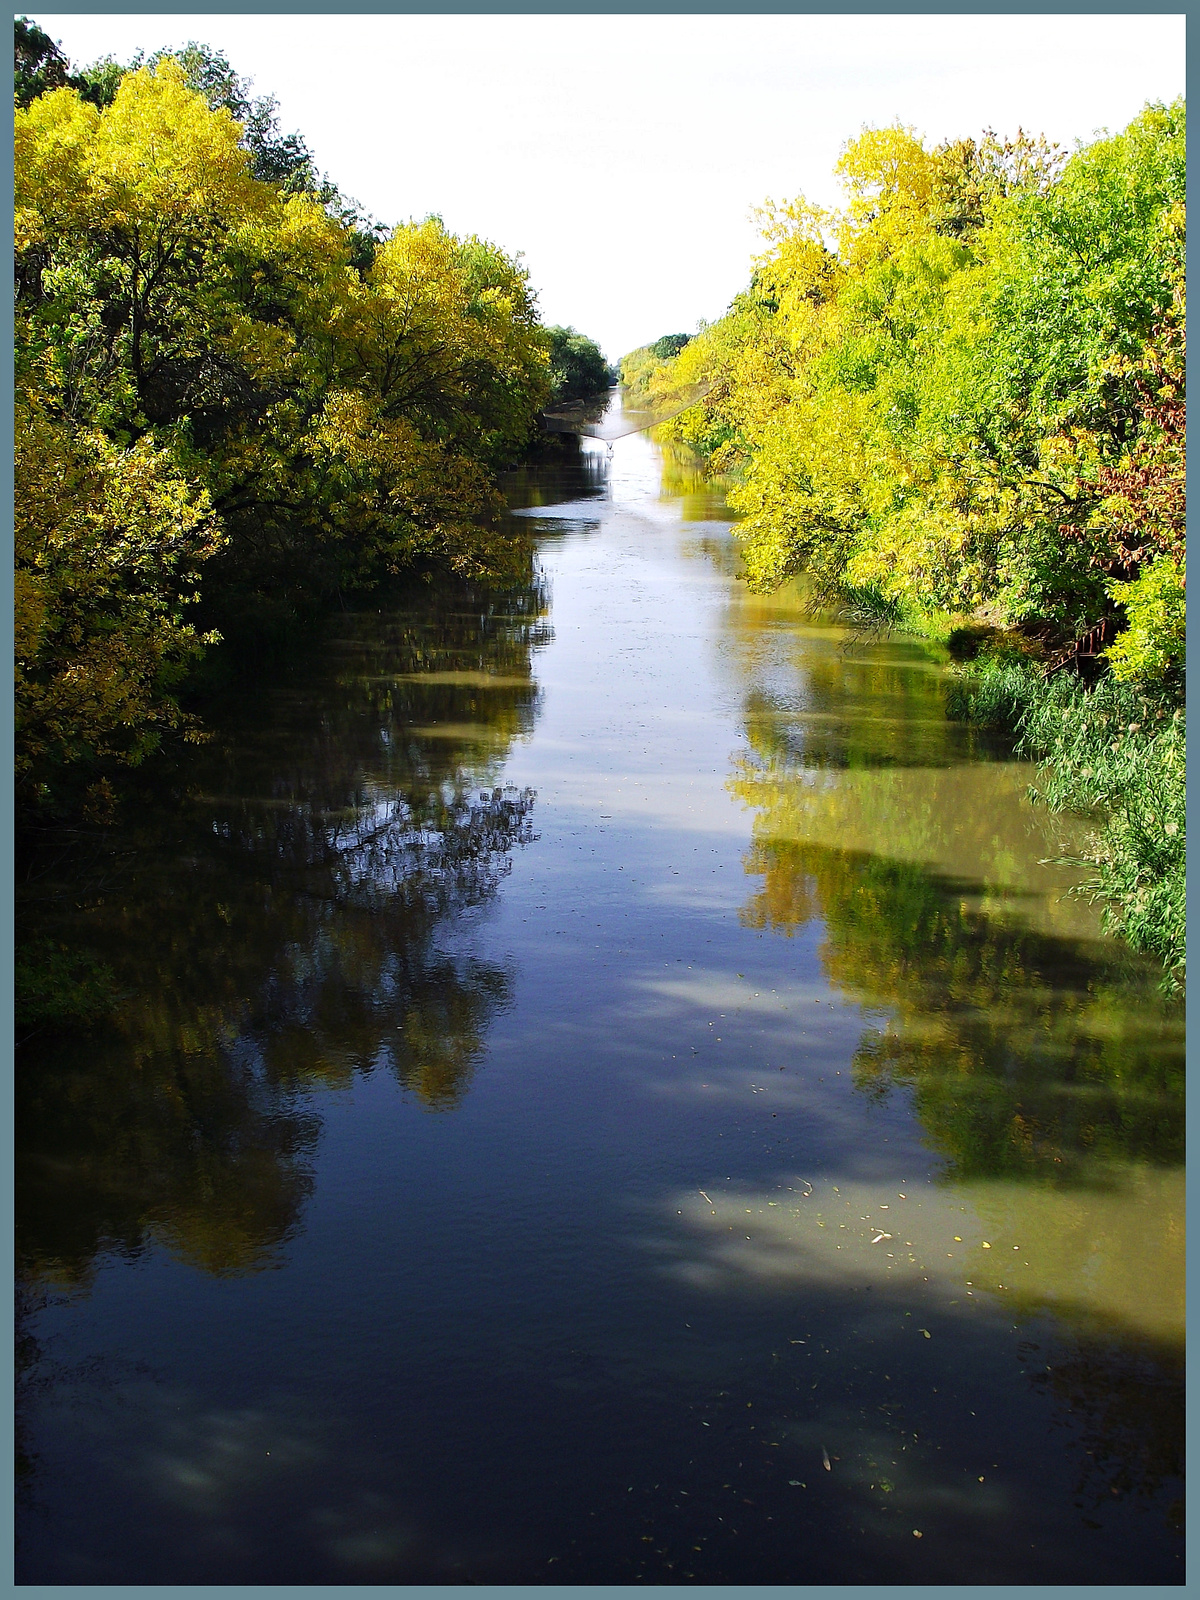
[[16, 399, 1184, 1584]]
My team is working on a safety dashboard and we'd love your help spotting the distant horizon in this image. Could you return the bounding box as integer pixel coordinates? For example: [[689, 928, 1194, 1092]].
[[31, 12, 1186, 361]]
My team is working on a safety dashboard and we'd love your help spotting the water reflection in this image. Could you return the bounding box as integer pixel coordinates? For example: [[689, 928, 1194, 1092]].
[[18, 577, 547, 1289], [663, 1167, 1183, 1343], [730, 763, 1184, 1191], [658, 442, 737, 524], [1021, 1326, 1184, 1533], [15, 415, 1184, 1582], [500, 437, 608, 515], [716, 552, 1183, 1190], [716, 576, 1183, 1535]]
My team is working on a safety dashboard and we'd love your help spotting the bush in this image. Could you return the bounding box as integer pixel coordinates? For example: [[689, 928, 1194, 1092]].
[[950, 658, 1185, 986]]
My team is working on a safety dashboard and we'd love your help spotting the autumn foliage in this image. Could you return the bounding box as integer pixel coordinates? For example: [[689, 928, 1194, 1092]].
[[631, 104, 1185, 686], [15, 53, 553, 816]]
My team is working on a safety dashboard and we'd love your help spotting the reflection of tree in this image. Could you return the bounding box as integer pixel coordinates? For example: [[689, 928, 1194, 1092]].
[[740, 655, 1001, 773], [731, 661, 1185, 1528], [1020, 1329, 1184, 1536], [731, 661, 1183, 1188], [18, 577, 545, 1290], [500, 443, 607, 513], [657, 442, 735, 523], [738, 826, 1183, 1185]]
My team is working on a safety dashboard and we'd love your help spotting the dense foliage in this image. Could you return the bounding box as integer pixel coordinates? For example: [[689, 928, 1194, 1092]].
[[634, 108, 1184, 655], [948, 661, 1185, 985], [15, 26, 558, 819], [621, 332, 694, 405], [545, 324, 613, 405], [630, 105, 1185, 975]]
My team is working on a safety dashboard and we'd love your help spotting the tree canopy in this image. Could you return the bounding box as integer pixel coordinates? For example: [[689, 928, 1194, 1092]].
[[14, 32, 557, 817], [545, 324, 613, 405], [634, 107, 1185, 685]]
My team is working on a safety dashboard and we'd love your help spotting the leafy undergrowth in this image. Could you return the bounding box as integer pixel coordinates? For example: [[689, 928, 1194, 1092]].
[[949, 661, 1185, 989]]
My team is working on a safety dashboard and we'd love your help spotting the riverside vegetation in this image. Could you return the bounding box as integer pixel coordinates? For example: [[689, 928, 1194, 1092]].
[[14, 21, 610, 1022], [14, 20, 612, 821], [623, 106, 1185, 984], [15, 17, 1183, 997]]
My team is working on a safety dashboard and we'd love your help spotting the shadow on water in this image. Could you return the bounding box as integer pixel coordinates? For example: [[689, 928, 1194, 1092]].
[[691, 556, 1184, 1565], [17, 574, 548, 1291], [14, 415, 1184, 1585]]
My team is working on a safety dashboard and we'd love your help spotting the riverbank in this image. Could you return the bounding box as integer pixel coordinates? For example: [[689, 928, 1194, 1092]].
[[621, 102, 1185, 977]]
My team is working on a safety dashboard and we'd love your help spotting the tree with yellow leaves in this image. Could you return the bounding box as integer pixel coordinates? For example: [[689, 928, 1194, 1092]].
[[15, 54, 553, 817]]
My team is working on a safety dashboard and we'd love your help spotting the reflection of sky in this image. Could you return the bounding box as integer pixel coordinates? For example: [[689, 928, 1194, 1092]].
[[19, 412, 1184, 1583]]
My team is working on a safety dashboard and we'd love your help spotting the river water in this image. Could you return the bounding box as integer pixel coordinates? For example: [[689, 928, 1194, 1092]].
[[17, 406, 1184, 1584]]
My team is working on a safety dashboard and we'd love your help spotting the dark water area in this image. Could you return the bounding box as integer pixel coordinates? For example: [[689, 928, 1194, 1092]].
[[16, 407, 1184, 1584]]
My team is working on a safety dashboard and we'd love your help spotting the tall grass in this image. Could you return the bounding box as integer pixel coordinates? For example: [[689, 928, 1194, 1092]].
[[948, 661, 1185, 988]]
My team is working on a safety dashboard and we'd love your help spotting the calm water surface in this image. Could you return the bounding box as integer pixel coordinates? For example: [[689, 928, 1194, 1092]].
[[17, 408, 1184, 1584]]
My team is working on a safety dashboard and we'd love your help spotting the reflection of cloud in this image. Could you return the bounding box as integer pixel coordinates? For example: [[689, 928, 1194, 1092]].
[[313, 1494, 418, 1569], [25, 1377, 497, 1582], [626, 967, 870, 1082], [652, 1170, 1184, 1346], [637, 972, 845, 1014], [144, 1399, 321, 1515]]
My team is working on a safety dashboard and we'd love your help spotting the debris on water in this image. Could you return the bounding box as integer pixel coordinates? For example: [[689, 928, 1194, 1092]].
[[913, 1529, 923, 1538], [920, 1329, 931, 1338], [821, 1447, 831, 1471]]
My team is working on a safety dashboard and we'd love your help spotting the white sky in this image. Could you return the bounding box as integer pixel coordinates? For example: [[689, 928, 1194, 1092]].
[[32, 13, 1186, 361]]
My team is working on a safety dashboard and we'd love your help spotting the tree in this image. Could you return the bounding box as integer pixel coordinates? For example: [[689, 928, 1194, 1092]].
[[545, 325, 611, 405], [650, 332, 691, 360], [15, 386, 223, 815], [13, 15, 70, 105], [14, 51, 553, 817], [663, 103, 1185, 655]]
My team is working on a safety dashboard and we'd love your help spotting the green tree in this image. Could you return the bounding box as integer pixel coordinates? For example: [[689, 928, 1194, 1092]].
[[650, 332, 691, 360], [14, 48, 552, 816], [13, 15, 71, 105], [663, 106, 1185, 654], [545, 324, 612, 405]]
